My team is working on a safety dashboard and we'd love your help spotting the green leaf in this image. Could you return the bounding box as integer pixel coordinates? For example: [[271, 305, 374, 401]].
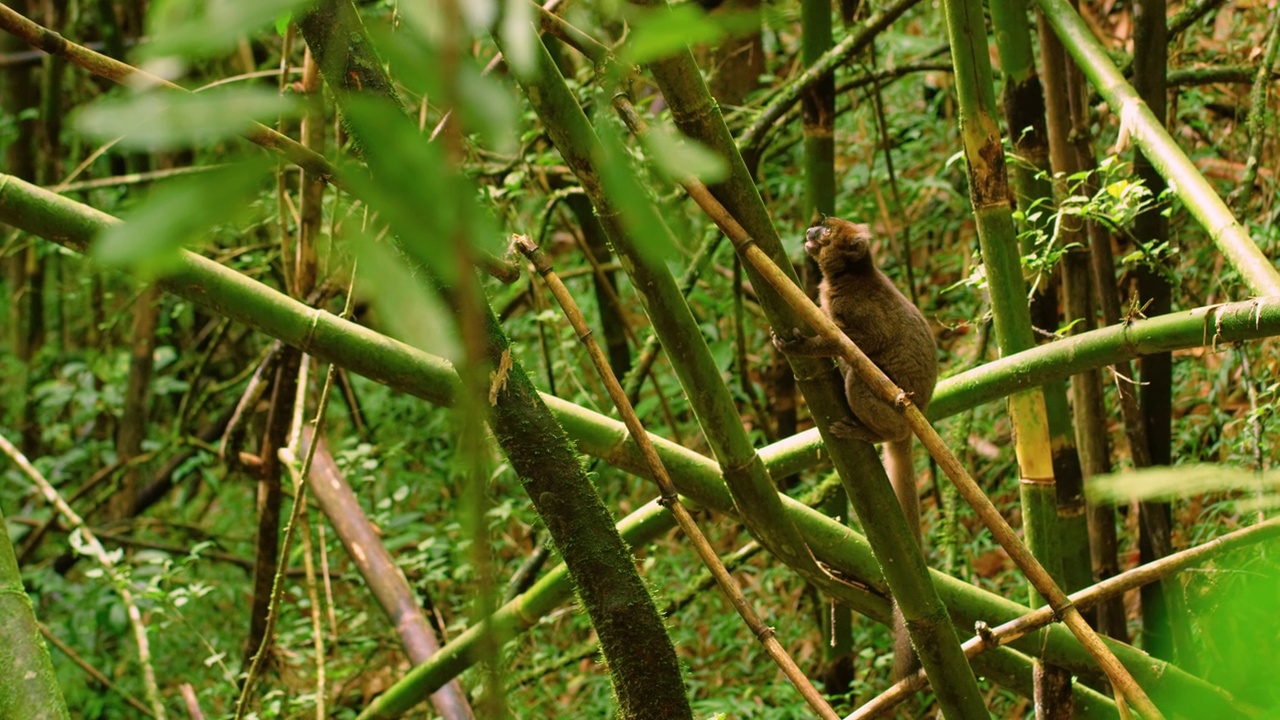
[[92, 157, 273, 276], [144, 0, 311, 60], [337, 96, 502, 284], [621, 4, 754, 65], [349, 230, 462, 363], [76, 87, 299, 151], [642, 123, 728, 185], [1087, 464, 1271, 503], [595, 120, 678, 264]]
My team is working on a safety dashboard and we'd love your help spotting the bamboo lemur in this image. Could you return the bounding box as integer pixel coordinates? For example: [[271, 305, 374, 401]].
[[774, 217, 937, 680]]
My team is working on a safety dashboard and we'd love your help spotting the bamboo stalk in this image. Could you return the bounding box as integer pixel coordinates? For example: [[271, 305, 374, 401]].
[[983, 0, 1082, 709]]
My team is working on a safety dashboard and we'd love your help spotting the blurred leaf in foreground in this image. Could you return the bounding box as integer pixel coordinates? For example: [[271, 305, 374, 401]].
[[1087, 464, 1273, 508], [143, 0, 312, 61], [92, 156, 274, 277], [75, 87, 299, 152]]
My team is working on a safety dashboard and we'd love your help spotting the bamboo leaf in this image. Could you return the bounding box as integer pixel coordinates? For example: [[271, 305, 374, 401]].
[[338, 96, 502, 285], [75, 88, 298, 151], [143, 0, 312, 59], [92, 157, 273, 276], [1088, 464, 1272, 503], [642, 124, 728, 185]]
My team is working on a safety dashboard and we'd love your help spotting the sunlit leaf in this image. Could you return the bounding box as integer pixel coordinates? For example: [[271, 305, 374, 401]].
[[144, 0, 311, 60], [621, 4, 761, 66], [76, 87, 298, 151], [93, 157, 273, 276]]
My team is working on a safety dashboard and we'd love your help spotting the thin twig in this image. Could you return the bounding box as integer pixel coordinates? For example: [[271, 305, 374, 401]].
[[0, 433, 167, 719], [234, 276, 355, 718], [37, 621, 157, 718]]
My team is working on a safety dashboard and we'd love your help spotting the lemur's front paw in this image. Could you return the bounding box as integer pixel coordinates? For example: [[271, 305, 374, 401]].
[[828, 420, 860, 439], [829, 419, 880, 443], [771, 327, 806, 353]]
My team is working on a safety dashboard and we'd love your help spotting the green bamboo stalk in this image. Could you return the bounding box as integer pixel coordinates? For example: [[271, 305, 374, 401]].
[[947, 0, 1077, 709], [0, 498, 70, 720], [801, 0, 836, 224], [929, 297, 1280, 418], [988, 0, 1095, 631], [985, 0, 1057, 327], [624, 3, 985, 713], [0, 173, 1256, 716], [987, 0, 1051, 212], [1036, 0, 1280, 297]]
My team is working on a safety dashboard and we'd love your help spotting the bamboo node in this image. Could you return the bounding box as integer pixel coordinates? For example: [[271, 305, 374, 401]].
[[754, 625, 777, 642]]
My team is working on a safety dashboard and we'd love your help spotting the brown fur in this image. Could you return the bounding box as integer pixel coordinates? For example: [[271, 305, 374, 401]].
[[775, 217, 937, 680]]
